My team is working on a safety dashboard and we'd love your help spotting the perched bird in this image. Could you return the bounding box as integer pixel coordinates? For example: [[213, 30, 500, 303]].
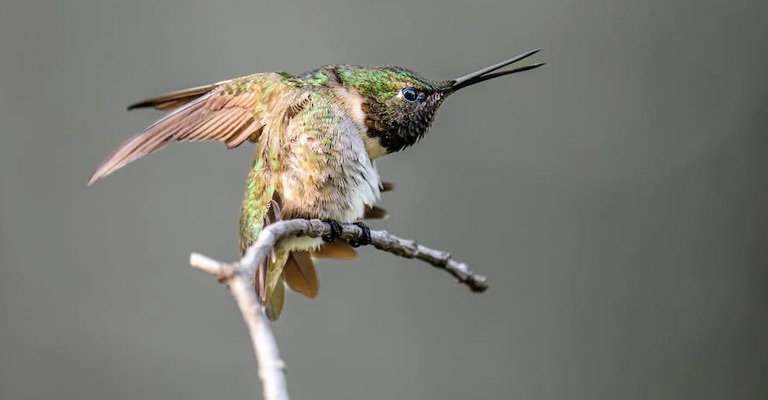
[[89, 49, 544, 320]]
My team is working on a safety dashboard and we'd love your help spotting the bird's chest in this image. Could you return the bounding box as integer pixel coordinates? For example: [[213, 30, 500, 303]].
[[278, 123, 380, 223]]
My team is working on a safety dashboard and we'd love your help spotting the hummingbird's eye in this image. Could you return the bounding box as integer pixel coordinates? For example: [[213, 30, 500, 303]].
[[401, 87, 420, 103]]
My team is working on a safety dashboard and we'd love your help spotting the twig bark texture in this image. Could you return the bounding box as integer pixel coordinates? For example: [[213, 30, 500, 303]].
[[189, 219, 488, 400]]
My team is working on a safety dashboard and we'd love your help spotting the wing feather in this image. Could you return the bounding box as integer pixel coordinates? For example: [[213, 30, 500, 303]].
[[89, 73, 294, 185], [126, 82, 221, 111]]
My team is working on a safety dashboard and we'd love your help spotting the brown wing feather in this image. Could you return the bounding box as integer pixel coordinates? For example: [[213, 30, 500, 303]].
[[89, 73, 293, 185], [126, 82, 222, 111]]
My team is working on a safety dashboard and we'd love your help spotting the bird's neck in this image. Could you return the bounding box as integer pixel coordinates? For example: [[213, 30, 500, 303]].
[[331, 85, 388, 159]]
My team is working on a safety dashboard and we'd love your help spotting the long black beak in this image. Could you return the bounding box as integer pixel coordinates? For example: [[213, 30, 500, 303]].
[[446, 48, 545, 92]]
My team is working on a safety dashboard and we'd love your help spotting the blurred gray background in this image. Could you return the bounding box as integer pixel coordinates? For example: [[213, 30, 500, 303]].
[[1, 0, 767, 399]]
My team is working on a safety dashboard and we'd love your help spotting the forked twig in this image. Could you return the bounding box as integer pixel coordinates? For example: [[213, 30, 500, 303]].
[[190, 219, 488, 400]]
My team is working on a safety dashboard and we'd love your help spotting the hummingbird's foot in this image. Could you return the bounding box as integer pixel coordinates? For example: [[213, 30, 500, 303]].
[[322, 219, 343, 242], [348, 222, 371, 247]]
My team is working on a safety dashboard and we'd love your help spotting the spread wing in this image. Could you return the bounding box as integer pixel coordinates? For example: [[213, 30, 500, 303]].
[[88, 73, 299, 185]]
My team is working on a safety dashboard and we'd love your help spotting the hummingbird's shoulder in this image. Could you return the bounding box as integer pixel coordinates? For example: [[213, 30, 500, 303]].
[[291, 66, 340, 87]]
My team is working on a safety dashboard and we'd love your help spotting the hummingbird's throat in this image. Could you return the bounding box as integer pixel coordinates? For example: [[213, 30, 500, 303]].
[[361, 136, 388, 159]]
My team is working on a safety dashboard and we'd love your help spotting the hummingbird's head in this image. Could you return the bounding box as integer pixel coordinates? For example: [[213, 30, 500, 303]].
[[334, 49, 545, 156]]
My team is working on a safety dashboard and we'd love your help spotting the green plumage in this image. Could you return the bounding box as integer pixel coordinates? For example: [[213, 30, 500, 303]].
[[336, 67, 445, 99], [238, 158, 275, 254]]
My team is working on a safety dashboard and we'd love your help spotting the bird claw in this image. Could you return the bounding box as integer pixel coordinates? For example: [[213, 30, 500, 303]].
[[322, 219, 343, 242], [348, 222, 371, 247]]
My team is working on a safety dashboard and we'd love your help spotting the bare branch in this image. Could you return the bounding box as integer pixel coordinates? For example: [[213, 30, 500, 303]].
[[189, 253, 288, 400], [189, 219, 488, 400]]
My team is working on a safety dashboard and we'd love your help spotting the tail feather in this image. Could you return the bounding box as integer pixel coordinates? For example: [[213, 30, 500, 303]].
[[255, 258, 268, 303], [264, 274, 285, 321], [312, 241, 357, 260], [284, 251, 319, 298], [260, 250, 289, 320]]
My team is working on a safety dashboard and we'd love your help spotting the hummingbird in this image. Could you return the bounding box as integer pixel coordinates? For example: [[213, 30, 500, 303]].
[[89, 49, 544, 320]]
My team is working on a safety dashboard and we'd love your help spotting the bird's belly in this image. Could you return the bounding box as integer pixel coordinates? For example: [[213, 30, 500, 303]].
[[278, 159, 380, 252], [277, 185, 372, 253]]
